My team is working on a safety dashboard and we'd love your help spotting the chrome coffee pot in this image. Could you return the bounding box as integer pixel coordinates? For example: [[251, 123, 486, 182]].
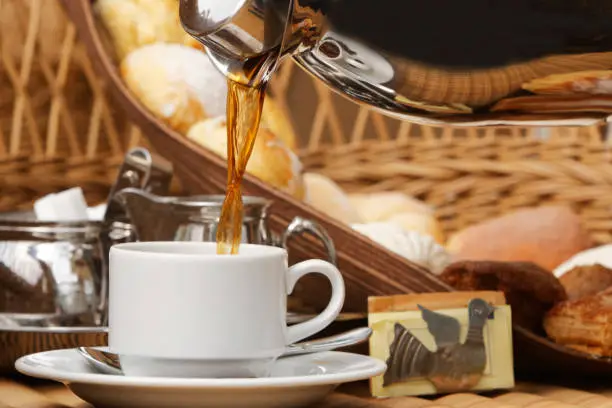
[[0, 149, 173, 330], [0, 212, 103, 329], [180, 0, 612, 127]]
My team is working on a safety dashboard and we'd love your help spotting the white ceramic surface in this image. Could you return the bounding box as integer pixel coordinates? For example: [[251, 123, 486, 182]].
[[109, 242, 345, 378], [15, 349, 385, 408]]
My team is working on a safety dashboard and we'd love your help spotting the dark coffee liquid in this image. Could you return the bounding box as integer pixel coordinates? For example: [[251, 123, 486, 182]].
[[216, 81, 266, 255], [216, 50, 275, 255]]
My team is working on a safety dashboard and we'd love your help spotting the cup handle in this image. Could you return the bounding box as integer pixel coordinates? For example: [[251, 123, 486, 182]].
[[285, 259, 345, 345], [281, 217, 337, 265]]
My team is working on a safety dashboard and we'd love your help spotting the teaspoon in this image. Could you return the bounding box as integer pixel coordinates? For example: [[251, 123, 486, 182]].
[[78, 327, 372, 375]]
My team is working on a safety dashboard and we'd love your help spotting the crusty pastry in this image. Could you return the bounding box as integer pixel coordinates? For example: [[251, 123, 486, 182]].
[[187, 116, 305, 199], [95, 0, 185, 61], [559, 264, 612, 301], [348, 192, 444, 244], [446, 206, 592, 272], [348, 192, 433, 221], [303, 173, 362, 224], [120, 43, 297, 149], [261, 98, 298, 152], [387, 211, 445, 245], [352, 223, 452, 275], [554, 244, 612, 278], [121, 43, 227, 134], [544, 287, 612, 357], [440, 260, 567, 332]]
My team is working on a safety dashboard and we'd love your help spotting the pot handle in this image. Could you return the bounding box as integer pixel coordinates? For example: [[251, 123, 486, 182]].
[[280, 217, 337, 266]]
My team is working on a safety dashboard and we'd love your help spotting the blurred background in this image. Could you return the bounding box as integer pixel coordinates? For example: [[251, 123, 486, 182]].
[[4, 0, 612, 381], [3, 0, 609, 237]]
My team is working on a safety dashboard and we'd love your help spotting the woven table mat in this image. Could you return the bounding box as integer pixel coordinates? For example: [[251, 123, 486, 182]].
[[3, 380, 612, 408]]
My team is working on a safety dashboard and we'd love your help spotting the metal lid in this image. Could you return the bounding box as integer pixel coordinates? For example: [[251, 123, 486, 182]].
[[0, 211, 101, 242]]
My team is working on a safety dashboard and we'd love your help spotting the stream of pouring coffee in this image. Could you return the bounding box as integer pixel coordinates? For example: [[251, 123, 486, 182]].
[[216, 76, 267, 255], [216, 81, 266, 255]]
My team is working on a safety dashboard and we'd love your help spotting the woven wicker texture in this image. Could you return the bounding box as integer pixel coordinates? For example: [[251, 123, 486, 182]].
[[5, 381, 612, 408], [5, 0, 612, 254], [0, 0, 146, 212], [268, 61, 612, 244]]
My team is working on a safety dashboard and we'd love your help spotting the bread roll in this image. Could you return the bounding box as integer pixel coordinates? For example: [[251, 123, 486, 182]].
[[352, 223, 452, 274], [559, 264, 612, 300], [187, 117, 305, 199], [303, 173, 362, 224], [440, 260, 567, 331], [95, 0, 185, 60], [553, 244, 612, 278], [349, 192, 434, 221], [120, 43, 297, 148], [261, 98, 298, 151], [446, 206, 592, 272], [121, 43, 228, 134], [348, 192, 444, 243], [544, 287, 612, 357], [387, 212, 445, 245]]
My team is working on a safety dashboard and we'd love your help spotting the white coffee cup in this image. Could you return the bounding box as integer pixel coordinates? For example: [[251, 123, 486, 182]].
[[108, 241, 345, 378]]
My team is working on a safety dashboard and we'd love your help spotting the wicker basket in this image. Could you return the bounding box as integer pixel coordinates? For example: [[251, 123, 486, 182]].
[[7, 0, 612, 378], [61, 0, 612, 302], [263, 60, 612, 245], [0, 0, 161, 212], [7, 1, 612, 269]]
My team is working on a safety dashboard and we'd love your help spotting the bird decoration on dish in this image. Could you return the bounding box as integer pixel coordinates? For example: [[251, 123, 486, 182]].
[[383, 298, 495, 393]]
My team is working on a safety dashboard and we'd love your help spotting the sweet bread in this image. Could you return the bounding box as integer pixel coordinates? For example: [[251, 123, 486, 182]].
[[446, 206, 592, 272], [387, 211, 445, 245], [559, 264, 612, 301], [187, 116, 305, 199], [544, 287, 612, 357], [352, 223, 452, 274], [95, 0, 185, 60], [348, 192, 444, 244], [440, 260, 567, 331], [348, 192, 433, 220], [121, 43, 298, 149], [554, 244, 612, 278], [261, 98, 298, 152], [303, 173, 362, 224], [121, 43, 227, 134]]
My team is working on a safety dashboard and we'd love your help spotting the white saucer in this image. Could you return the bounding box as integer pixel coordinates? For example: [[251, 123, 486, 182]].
[[15, 349, 385, 408]]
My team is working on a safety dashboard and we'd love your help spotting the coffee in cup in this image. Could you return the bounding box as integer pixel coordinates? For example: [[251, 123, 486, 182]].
[[108, 241, 345, 378]]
